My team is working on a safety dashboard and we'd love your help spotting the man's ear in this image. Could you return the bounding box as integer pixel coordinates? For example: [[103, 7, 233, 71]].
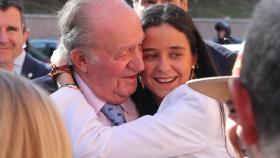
[[70, 49, 88, 73], [22, 27, 30, 45], [229, 78, 258, 145]]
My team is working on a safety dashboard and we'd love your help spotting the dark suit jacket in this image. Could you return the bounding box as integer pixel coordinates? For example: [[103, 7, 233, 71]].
[[21, 53, 51, 79], [205, 41, 237, 76], [33, 75, 58, 94]]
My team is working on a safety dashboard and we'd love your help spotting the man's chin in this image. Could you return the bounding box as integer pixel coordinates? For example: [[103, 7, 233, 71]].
[[0, 62, 13, 71], [112, 88, 137, 104]]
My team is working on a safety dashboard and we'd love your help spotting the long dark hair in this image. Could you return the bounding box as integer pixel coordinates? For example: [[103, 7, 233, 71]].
[[133, 4, 219, 116], [132, 4, 232, 157]]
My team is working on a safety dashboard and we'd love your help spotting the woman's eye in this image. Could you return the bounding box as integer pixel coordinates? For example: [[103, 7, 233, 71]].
[[143, 54, 157, 61], [170, 53, 183, 58]]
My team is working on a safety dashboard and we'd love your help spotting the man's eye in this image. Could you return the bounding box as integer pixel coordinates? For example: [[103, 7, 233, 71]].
[[114, 51, 128, 61], [116, 54, 126, 59], [128, 46, 136, 52], [7, 27, 18, 32]]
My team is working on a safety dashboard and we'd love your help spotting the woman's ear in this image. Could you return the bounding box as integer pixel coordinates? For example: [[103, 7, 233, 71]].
[[192, 54, 198, 67], [70, 49, 88, 73]]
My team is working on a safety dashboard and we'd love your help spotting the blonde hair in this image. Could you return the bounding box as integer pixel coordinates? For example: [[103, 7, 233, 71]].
[[0, 70, 72, 158]]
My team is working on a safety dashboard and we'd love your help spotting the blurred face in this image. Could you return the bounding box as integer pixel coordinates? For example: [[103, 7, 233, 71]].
[[218, 30, 226, 39], [134, 0, 187, 17], [79, 7, 145, 104], [0, 7, 27, 70], [141, 23, 196, 103]]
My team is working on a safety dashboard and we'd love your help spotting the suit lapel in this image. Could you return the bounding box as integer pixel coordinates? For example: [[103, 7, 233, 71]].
[[21, 54, 35, 79]]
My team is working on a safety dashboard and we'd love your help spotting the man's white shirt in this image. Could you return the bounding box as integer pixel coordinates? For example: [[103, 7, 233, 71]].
[[51, 84, 233, 158], [13, 50, 26, 74]]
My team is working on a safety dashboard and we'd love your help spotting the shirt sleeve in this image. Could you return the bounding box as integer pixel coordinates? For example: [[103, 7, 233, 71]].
[[51, 85, 209, 158]]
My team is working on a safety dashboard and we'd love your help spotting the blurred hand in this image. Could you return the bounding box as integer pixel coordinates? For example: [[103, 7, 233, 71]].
[[51, 41, 75, 85], [51, 42, 69, 66], [227, 118, 246, 158]]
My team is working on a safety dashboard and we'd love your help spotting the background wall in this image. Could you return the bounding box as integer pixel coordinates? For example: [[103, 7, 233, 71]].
[[25, 14, 251, 40], [25, 14, 60, 39]]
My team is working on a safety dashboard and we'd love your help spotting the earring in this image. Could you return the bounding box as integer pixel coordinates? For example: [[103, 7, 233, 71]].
[[191, 65, 195, 69], [190, 65, 196, 80], [138, 74, 145, 89]]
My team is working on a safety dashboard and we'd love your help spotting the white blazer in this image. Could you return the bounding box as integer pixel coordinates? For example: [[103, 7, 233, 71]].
[[51, 84, 233, 158]]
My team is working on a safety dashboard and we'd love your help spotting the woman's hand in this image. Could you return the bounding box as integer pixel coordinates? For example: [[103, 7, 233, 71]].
[[51, 42, 69, 66], [51, 42, 75, 86]]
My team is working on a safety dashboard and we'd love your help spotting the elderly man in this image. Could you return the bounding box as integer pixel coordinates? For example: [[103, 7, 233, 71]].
[[54, 0, 144, 126], [51, 0, 233, 157], [132, 0, 237, 76], [0, 0, 50, 79]]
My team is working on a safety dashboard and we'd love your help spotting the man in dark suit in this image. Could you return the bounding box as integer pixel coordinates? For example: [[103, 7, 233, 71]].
[[0, 0, 50, 79], [20, 53, 51, 79]]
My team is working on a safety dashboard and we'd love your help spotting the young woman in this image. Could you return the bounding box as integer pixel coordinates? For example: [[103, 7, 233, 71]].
[[132, 3, 234, 157], [0, 70, 72, 158], [133, 3, 218, 115]]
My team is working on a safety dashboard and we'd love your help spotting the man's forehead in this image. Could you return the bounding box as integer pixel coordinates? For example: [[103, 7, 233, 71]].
[[0, 7, 22, 24], [88, 1, 143, 50]]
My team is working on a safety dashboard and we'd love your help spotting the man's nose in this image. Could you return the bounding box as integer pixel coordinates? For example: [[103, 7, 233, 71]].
[[0, 30, 9, 43], [129, 46, 145, 72]]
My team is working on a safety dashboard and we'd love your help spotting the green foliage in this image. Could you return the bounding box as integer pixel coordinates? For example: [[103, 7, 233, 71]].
[[188, 0, 260, 18], [24, 0, 64, 14], [24, 0, 260, 18]]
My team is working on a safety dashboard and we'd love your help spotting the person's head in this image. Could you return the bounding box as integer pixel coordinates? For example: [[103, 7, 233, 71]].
[[230, 0, 280, 157], [0, 0, 29, 71], [133, 0, 188, 17], [0, 70, 72, 158], [58, 0, 144, 104], [215, 21, 231, 39], [140, 4, 217, 104]]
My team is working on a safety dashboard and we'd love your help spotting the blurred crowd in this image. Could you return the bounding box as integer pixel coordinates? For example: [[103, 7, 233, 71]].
[[0, 0, 280, 158]]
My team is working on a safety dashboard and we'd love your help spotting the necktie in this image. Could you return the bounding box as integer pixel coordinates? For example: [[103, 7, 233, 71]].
[[101, 103, 126, 126]]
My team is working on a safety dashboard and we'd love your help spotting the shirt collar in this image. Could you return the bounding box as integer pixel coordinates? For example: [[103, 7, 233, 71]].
[[74, 73, 105, 113], [74, 73, 133, 114], [14, 50, 26, 67], [13, 50, 26, 74]]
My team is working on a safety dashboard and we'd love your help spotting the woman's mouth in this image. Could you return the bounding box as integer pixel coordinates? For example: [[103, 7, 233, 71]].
[[154, 77, 177, 83]]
